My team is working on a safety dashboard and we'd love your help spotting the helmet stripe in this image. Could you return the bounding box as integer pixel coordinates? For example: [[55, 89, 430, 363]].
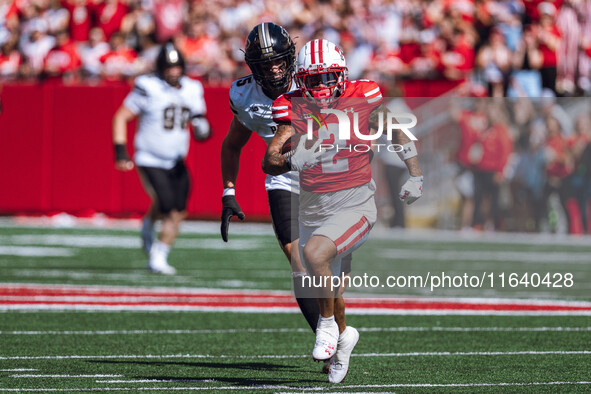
[[259, 23, 272, 54], [310, 39, 316, 64], [318, 39, 324, 64]]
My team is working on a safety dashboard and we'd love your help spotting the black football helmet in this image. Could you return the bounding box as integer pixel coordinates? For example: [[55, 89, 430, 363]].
[[156, 42, 185, 85], [244, 22, 295, 92]]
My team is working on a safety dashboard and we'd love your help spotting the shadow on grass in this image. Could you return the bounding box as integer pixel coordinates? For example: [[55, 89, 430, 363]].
[[86, 359, 327, 386]]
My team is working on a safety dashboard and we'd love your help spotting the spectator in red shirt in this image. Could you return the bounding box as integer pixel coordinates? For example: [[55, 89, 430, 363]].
[[95, 0, 129, 41], [62, 0, 93, 42], [176, 19, 219, 78], [567, 113, 591, 232], [544, 115, 574, 231], [99, 30, 138, 80], [535, 2, 561, 92], [42, 29, 81, 80], [442, 30, 475, 81], [153, 0, 185, 43], [471, 103, 514, 230], [450, 95, 489, 231]]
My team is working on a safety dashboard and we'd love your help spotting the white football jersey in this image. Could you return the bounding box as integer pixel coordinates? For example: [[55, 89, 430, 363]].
[[124, 74, 207, 169], [229, 75, 299, 194]]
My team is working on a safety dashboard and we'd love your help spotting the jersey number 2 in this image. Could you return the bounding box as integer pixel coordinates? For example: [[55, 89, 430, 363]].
[[318, 123, 349, 173]]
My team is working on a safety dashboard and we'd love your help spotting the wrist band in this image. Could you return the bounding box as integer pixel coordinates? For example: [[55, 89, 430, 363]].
[[397, 141, 417, 161], [223, 188, 236, 197], [114, 144, 129, 161]]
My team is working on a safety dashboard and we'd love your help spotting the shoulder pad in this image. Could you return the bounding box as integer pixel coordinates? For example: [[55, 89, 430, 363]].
[[229, 75, 256, 114], [133, 74, 160, 96]]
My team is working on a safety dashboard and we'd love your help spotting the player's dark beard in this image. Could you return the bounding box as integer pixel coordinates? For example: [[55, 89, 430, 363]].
[[165, 75, 181, 87]]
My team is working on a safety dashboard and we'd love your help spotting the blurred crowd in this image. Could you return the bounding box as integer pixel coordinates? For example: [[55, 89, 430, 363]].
[[1, 0, 591, 94], [449, 97, 591, 234]]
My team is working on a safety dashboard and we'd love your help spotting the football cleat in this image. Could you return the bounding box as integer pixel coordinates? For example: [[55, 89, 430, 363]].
[[312, 317, 339, 361], [141, 218, 154, 255], [328, 326, 359, 383], [148, 260, 176, 275], [148, 247, 176, 275]]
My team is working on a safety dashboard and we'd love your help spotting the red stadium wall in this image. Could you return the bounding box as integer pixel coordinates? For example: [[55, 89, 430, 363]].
[[0, 81, 269, 220], [0, 79, 456, 220]]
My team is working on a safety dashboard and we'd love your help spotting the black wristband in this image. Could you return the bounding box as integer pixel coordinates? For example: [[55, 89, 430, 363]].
[[114, 144, 129, 161]]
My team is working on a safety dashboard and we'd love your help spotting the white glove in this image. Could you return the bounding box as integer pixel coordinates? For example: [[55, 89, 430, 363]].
[[287, 137, 323, 172], [399, 176, 423, 205], [191, 116, 211, 141]]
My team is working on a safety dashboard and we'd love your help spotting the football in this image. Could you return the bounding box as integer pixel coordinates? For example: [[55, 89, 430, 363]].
[[281, 133, 320, 158]]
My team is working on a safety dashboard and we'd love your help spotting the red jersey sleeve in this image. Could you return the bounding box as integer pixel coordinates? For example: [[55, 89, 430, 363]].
[[358, 80, 383, 106], [271, 93, 292, 124]]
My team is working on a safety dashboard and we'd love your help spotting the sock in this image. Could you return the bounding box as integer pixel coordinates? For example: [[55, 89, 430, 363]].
[[318, 315, 336, 330], [292, 273, 320, 332], [339, 326, 350, 341], [150, 240, 171, 259]]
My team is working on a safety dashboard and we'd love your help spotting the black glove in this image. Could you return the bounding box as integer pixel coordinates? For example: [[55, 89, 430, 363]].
[[221, 195, 245, 242]]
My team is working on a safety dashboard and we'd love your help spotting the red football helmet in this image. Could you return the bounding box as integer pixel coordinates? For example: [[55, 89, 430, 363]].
[[295, 39, 348, 107]]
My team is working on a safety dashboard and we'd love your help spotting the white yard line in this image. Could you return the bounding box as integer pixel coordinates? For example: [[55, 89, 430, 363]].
[[1, 235, 266, 250], [0, 381, 591, 391], [2, 305, 591, 315], [3, 217, 591, 247], [377, 249, 591, 263], [2, 326, 591, 335], [1, 350, 590, 361], [11, 375, 123, 378], [0, 246, 74, 257]]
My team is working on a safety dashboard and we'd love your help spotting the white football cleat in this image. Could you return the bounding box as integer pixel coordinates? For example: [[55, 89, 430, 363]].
[[148, 251, 176, 275], [141, 218, 154, 255], [312, 317, 339, 361], [328, 326, 359, 383], [148, 261, 176, 275]]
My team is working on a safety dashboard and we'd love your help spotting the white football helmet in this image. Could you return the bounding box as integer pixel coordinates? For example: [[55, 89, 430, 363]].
[[295, 39, 348, 107]]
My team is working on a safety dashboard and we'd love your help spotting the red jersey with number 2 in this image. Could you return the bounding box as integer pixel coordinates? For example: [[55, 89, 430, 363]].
[[273, 80, 383, 193]]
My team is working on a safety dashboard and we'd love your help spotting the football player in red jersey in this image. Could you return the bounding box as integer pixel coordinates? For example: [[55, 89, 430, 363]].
[[263, 39, 423, 383]]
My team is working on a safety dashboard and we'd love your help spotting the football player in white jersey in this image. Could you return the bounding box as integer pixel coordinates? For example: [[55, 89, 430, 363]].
[[112, 43, 211, 275], [221, 23, 353, 345]]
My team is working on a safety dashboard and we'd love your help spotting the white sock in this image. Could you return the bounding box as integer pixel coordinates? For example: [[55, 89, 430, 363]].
[[339, 326, 350, 341], [318, 315, 336, 329], [150, 240, 171, 259]]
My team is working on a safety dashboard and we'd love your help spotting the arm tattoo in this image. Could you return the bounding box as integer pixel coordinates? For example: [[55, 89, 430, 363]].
[[368, 103, 388, 131]]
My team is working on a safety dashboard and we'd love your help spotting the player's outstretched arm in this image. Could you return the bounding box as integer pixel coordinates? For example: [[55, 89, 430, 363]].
[[261, 124, 293, 176], [112, 105, 136, 172], [220, 116, 252, 242]]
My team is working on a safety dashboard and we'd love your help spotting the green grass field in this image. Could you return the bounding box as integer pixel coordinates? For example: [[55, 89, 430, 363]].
[[1, 220, 590, 392]]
